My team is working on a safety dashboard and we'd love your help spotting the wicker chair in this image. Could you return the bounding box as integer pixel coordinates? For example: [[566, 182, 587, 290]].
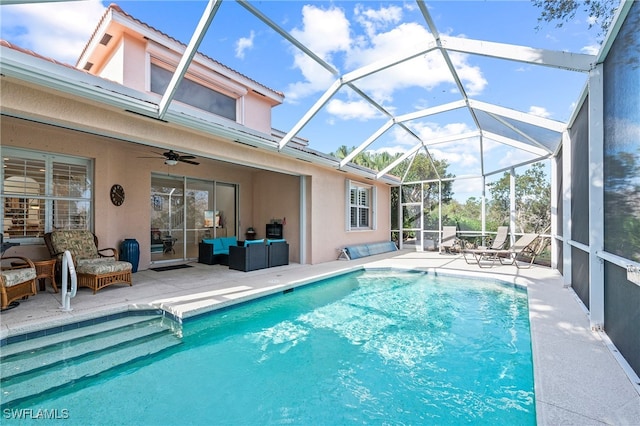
[[44, 230, 132, 294], [1, 256, 37, 309]]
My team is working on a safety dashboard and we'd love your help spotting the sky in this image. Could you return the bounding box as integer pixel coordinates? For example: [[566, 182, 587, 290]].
[[0, 0, 606, 199]]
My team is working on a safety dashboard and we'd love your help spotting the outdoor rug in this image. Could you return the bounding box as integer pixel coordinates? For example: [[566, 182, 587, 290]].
[[149, 264, 193, 272]]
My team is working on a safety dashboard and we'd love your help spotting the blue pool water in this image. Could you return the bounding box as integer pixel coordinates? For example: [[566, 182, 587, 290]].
[[2, 269, 535, 425]]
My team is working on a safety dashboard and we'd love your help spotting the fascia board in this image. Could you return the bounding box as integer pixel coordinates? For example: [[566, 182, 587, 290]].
[[0, 46, 159, 116], [76, 7, 114, 68], [440, 35, 595, 72], [468, 99, 566, 132]]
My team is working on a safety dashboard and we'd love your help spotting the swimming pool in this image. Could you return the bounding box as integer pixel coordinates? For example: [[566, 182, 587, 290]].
[[1, 269, 535, 424]]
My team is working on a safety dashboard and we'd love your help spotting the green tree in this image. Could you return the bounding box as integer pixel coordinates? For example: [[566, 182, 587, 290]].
[[532, 0, 617, 38], [486, 162, 551, 234]]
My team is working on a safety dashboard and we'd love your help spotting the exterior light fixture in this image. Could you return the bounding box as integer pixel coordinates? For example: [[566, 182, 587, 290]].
[[164, 159, 178, 166]]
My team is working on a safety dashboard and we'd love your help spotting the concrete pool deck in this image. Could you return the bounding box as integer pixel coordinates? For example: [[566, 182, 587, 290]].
[[1, 249, 639, 424]]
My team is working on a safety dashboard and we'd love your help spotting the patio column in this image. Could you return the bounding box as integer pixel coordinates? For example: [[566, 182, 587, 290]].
[[481, 176, 486, 235], [509, 168, 516, 246], [588, 63, 605, 331], [551, 154, 559, 270], [300, 175, 307, 264], [561, 130, 572, 287]]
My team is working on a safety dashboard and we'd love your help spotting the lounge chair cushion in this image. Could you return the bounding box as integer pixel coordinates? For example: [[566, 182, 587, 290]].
[[220, 237, 238, 250], [76, 260, 132, 275], [244, 239, 264, 246], [49, 230, 99, 260], [1, 268, 37, 287]]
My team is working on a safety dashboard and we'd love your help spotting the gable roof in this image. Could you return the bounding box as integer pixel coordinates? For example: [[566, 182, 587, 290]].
[[77, 3, 284, 103]]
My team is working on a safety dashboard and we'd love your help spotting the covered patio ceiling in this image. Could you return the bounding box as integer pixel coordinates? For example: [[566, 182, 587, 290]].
[[1, 0, 598, 187]]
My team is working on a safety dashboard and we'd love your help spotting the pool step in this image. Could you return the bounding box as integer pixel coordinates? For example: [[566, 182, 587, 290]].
[[0, 316, 181, 407], [1, 315, 162, 358]]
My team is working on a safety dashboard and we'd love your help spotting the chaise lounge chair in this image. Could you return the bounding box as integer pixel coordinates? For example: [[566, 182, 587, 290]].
[[463, 226, 509, 264], [463, 233, 540, 269], [440, 226, 462, 254]]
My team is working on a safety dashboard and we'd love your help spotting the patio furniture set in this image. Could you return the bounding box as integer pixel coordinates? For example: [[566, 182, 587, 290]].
[[1, 230, 133, 310], [441, 225, 545, 269], [198, 236, 289, 272]]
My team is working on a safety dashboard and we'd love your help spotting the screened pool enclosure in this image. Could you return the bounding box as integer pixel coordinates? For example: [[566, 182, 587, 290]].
[[1, 0, 639, 382]]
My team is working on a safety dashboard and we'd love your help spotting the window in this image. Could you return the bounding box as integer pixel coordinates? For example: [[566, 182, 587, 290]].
[[346, 180, 376, 231], [1, 148, 92, 242], [150, 63, 236, 121]]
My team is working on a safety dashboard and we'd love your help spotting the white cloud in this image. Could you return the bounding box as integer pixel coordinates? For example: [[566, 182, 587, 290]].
[[290, 5, 351, 58], [383, 121, 480, 170], [285, 5, 351, 102], [581, 44, 600, 55], [235, 31, 255, 59], [285, 4, 487, 109], [0, 1, 106, 65], [528, 106, 552, 118], [325, 99, 381, 121], [354, 3, 403, 38]]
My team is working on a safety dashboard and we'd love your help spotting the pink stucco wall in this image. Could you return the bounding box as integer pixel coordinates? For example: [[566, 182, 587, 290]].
[[1, 79, 392, 267]]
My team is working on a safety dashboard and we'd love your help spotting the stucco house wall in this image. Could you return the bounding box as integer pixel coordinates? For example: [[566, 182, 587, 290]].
[[1, 77, 392, 267]]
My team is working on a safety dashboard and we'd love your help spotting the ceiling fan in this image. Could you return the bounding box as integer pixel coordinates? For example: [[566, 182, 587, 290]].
[[139, 150, 200, 166]]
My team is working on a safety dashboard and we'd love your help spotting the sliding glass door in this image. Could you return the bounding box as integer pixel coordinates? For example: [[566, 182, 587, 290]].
[[151, 174, 237, 264]]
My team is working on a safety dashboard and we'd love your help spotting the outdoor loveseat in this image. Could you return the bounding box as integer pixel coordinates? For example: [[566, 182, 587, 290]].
[[44, 230, 132, 294]]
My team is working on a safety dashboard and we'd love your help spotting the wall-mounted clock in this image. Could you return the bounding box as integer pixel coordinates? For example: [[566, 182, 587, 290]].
[[110, 184, 125, 206]]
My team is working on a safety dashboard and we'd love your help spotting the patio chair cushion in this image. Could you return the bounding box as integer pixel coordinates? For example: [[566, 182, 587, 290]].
[[202, 238, 226, 254], [49, 230, 100, 260], [244, 239, 264, 246], [220, 237, 238, 250], [267, 239, 286, 244], [76, 259, 132, 275], [1, 268, 37, 287]]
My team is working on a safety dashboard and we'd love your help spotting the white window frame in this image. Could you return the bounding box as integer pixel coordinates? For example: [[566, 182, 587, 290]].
[[346, 179, 376, 231], [1, 147, 93, 244]]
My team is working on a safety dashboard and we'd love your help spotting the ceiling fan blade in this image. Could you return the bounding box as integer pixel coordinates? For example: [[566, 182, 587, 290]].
[[179, 158, 200, 165], [179, 155, 196, 160]]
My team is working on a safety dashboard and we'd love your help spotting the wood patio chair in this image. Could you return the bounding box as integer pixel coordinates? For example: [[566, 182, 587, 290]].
[[1, 256, 37, 310], [44, 230, 132, 294]]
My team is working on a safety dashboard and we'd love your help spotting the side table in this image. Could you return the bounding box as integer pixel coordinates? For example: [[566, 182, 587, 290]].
[[33, 259, 58, 293]]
